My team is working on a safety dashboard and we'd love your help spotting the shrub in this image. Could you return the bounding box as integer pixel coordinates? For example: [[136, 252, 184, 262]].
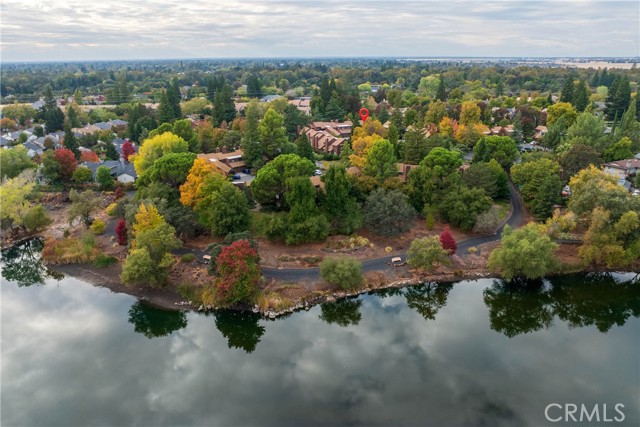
[[90, 219, 106, 235], [473, 206, 502, 234], [320, 257, 363, 290], [205, 240, 261, 307], [94, 254, 117, 268], [181, 253, 196, 263], [363, 188, 416, 237], [106, 203, 119, 217]]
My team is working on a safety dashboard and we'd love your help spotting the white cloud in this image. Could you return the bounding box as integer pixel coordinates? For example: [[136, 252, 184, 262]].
[[0, 1, 638, 60]]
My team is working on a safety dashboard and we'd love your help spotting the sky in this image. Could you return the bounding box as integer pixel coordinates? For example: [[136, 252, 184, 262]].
[[1, 0, 639, 62]]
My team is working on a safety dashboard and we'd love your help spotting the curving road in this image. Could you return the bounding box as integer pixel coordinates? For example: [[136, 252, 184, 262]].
[[262, 181, 525, 282]]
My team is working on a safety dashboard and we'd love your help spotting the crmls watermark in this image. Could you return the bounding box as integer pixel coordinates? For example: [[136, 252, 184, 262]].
[[545, 403, 625, 423]]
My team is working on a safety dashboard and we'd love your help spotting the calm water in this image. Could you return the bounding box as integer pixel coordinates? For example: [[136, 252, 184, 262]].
[[1, 240, 639, 427]]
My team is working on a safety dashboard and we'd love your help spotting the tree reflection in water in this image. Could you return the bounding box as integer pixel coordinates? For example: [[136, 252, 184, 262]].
[[484, 273, 640, 337], [0, 238, 64, 287], [405, 282, 454, 321], [319, 297, 362, 327], [483, 279, 553, 338], [214, 310, 265, 353], [128, 300, 188, 339]]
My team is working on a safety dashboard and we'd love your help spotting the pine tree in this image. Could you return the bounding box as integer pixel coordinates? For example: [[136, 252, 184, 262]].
[[67, 105, 81, 128], [167, 79, 182, 119], [560, 76, 574, 103], [436, 78, 446, 101], [590, 70, 600, 87], [573, 80, 589, 112], [246, 75, 263, 98], [213, 84, 236, 126], [63, 123, 80, 159], [241, 101, 263, 170], [296, 134, 315, 162], [158, 90, 175, 124]]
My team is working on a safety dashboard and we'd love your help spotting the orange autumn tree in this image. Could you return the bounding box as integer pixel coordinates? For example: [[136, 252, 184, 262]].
[[179, 158, 223, 207], [349, 118, 387, 168], [79, 151, 99, 163]]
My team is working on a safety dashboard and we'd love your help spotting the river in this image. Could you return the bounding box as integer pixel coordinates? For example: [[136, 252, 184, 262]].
[[1, 239, 639, 426]]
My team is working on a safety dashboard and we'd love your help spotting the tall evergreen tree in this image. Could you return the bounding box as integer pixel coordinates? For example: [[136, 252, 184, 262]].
[[67, 105, 81, 128], [167, 79, 182, 119], [560, 76, 574, 103], [241, 101, 263, 170], [157, 90, 175, 124], [296, 134, 315, 162], [212, 84, 236, 126], [606, 75, 631, 120], [436, 78, 446, 101], [322, 165, 362, 235], [573, 80, 589, 112], [63, 123, 80, 159], [259, 108, 287, 159], [246, 75, 263, 98]]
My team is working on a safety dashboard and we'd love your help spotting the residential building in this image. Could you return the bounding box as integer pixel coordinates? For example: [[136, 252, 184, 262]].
[[303, 120, 352, 155], [197, 149, 246, 175]]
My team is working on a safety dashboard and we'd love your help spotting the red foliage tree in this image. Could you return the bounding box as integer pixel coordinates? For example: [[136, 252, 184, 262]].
[[213, 240, 260, 306], [122, 141, 135, 161], [115, 218, 128, 246], [80, 150, 100, 163], [53, 148, 78, 182], [439, 226, 457, 254]]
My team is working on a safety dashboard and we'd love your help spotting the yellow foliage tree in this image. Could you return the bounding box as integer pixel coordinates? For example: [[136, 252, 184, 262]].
[[459, 101, 481, 126], [455, 123, 488, 148], [353, 118, 387, 139], [132, 203, 164, 242], [133, 132, 189, 176], [179, 158, 222, 207], [0, 169, 35, 227], [439, 116, 456, 136], [350, 134, 384, 168]]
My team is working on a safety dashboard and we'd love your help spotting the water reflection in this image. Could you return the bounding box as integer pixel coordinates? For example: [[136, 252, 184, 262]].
[[484, 274, 640, 337], [213, 310, 265, 353], [550, 273, 640, 332], [128, 300, 188, 338], [405, 282, 454, 321], [0, 238, 63, 287], [319, 297, 362, 327]]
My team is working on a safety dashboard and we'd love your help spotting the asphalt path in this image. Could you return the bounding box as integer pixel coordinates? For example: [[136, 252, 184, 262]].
[[171, 183, 525, 282]]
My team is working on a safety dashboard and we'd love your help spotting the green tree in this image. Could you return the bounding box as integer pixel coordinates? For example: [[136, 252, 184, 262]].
[[439, 186, 492, 231], [201, 182, 251, 236], [246, 75, 263, 98], [573, 79, 590, 112], [67, 189, 101, 227], [462, 162, 498, 198], [212, 84, 236, 126], [512, 158, 562, 221], [564, 112, 608, 152], [63, 123, 80, 159], [558, 143, 602, 182], [0, 146, 35, 179], [23, 204, 52, 233], [322, 165, 362, 235], [259, 108, 288, 159], [72, 166, 93, 184], [407, 236, 451, 271], [142, 152, 196, 187], [241, 100, 264, 169], [459, 101, 481, 126], [605, 75, 631, 120], [121, 248, 173, 287], [560, 76, 574, 103], [41, 151, 62, 184], [172, 119, 201, 153], [603, 137, 634, 162], [157, 90, 176, 124], [364, 139, 397, 182], [250, 154, 314, 208], [363, 188, 416, 236], [167, 78, 182, 119], [473, 136, 519, 169], [402, 126, 428, 164], [320, 257, 363, 290], [296, 134, 315, 162], [96, 166, 114, 190], [488, 224, 560, 280]]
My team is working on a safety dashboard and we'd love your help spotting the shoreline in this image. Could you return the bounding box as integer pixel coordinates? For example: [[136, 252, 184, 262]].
[[48, 250, 636, 319]]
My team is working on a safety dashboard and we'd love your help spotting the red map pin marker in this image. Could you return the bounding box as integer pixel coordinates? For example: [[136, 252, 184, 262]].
[[359, 108, 369, 122]]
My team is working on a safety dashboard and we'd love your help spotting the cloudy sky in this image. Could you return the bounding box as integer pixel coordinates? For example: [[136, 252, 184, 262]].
[[1, 0, 639, 62]]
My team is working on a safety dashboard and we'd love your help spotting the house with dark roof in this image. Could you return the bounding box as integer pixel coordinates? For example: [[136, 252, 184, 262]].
[[81, 159, 137, 183], [302, 121, 353, 155]]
